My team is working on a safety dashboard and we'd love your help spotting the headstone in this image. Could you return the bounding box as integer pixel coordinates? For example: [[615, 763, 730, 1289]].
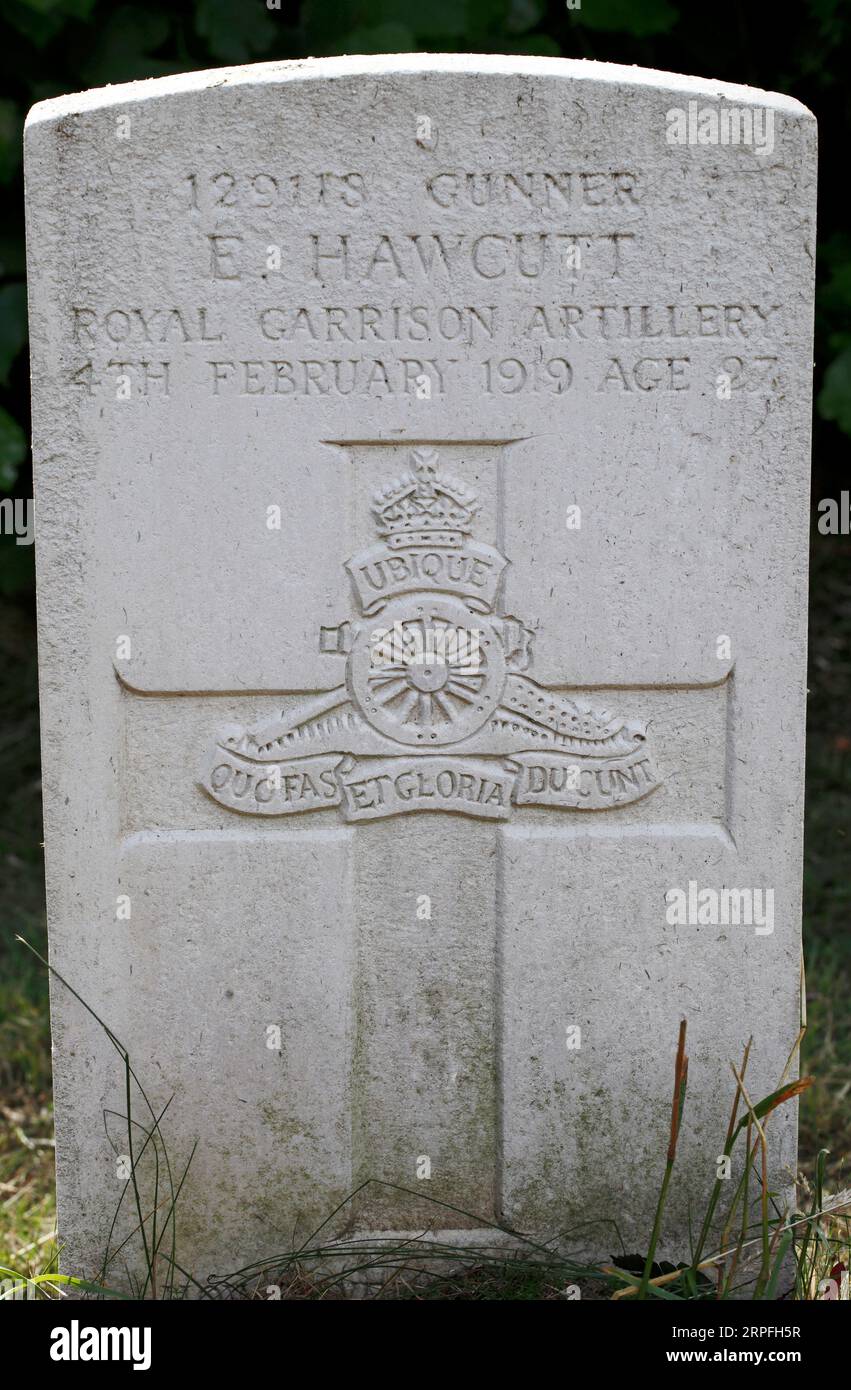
[[26, 56, 815, 1289]]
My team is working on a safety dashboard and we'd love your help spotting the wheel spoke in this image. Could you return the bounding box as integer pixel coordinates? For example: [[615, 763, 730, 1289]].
[[432, 691, 455, 720], [446, 680, 479, 704], [395, 689, 420, 722], [372, 676, 411, 703], [356, 610, 498, 741]]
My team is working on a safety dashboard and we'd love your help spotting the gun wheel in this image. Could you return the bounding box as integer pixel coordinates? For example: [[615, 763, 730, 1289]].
[[348, 596, 506, 747]]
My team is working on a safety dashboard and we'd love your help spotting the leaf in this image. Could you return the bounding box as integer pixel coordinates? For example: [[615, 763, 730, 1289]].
[[406, 0, 470, 39], [732, 1076, 814, 1138], [0, 405, 27, 490], [79, 6, 172, 87], [763, 1231, 794, 1300], [499, 33, 561, 55], [505, 0, 547, 34], [333, 22, 417, 56], [346, 0, 471, 39], [611, 1251, 651, 1272], [4, 0, 97, 49], [0, 1268, 133, 1300], [194, 0, 278, 62], [571, 0, 678, 37], [609, 1254, 712, 1297], [819, 346, 851, 436], [0, 283, 27, 386]]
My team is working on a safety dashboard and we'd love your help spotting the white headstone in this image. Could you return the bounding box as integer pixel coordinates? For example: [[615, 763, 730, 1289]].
[[26, 55, 815, 1289]]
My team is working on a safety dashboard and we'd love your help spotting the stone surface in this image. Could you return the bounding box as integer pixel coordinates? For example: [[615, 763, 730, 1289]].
[[25, 54, 815, 1289]]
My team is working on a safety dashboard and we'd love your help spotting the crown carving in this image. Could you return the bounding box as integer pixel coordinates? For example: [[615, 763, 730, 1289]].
[[372, 449, 479, 547]]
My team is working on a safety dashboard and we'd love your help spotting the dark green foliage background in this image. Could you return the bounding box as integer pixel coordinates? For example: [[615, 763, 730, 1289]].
[[0, 0, 848, 1190], [0, 0, 850, 536], [1, 0, 849, 571]]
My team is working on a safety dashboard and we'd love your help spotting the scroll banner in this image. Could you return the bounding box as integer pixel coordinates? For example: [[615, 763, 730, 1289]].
[[346, 540, 507, 615], [510, 750, 661, 809], [201, 745, 661, 820]]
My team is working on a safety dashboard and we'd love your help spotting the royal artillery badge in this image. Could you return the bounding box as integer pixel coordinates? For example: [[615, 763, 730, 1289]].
[[200, 449, 662, 821]]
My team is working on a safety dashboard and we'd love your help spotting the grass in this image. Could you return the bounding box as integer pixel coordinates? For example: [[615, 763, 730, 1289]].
[[2, 1003, 843, 1300], [0, 529, 850, 1297], [0, 594, 53, 1277]]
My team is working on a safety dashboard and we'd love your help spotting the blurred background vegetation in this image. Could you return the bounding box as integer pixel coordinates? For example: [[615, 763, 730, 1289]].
[[1, 0, 849, 1272]]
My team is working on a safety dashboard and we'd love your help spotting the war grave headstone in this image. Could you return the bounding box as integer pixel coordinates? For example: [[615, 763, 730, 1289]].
[[24, 54, 815, 1288]]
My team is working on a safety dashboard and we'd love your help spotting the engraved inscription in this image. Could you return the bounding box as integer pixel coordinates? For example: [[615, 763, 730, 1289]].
[[66, 298, 785, 402]]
